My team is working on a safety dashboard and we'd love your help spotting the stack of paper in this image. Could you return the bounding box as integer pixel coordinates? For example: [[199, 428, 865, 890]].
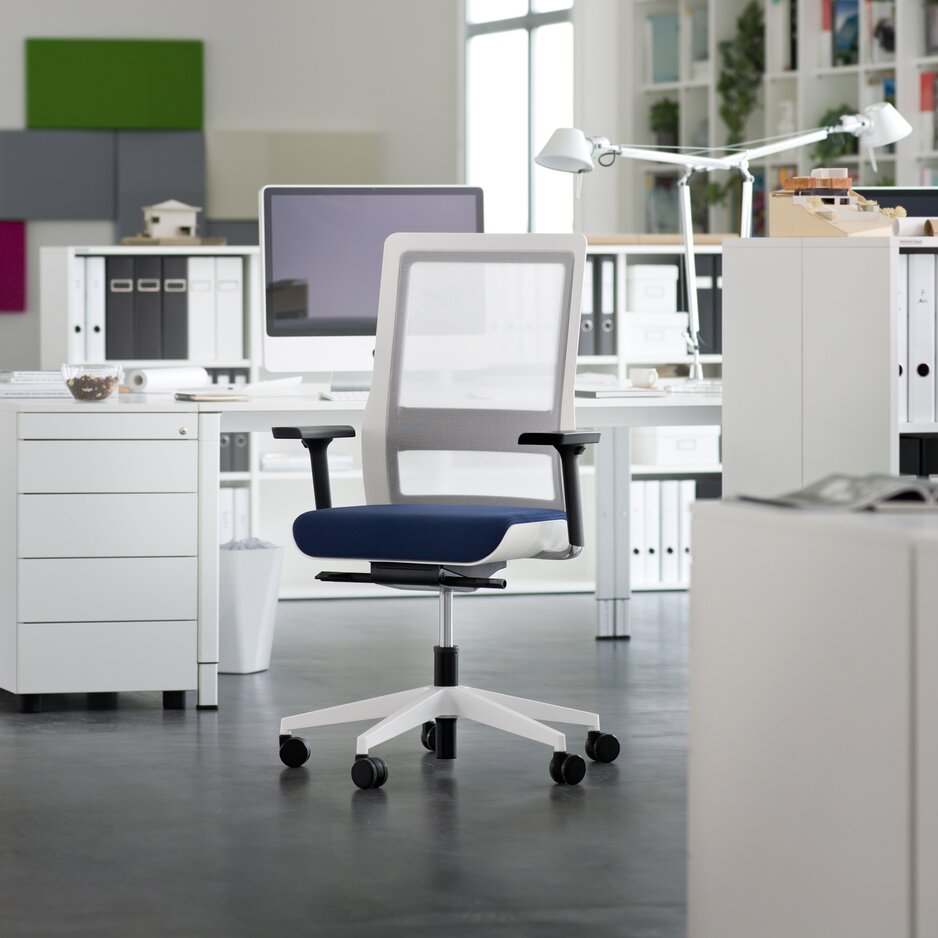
[[0, 371, 71, 397]]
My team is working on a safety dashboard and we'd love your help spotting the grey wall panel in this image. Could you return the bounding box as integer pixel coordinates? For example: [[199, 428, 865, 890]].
[[0, 131, 115, 220], [204, 219, 258, 245], [116, 132, 205, 239]]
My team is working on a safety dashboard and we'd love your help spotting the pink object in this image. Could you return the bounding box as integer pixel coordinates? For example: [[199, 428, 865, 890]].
[[0, 221, 26, 312]]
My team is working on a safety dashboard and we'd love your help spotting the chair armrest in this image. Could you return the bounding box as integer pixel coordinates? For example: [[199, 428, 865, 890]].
[[518, 430, 602, 548], [271, 425, 356, 509]]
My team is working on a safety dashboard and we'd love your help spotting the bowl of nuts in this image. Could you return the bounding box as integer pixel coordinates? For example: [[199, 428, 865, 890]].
[[61, 363, 123, 402]]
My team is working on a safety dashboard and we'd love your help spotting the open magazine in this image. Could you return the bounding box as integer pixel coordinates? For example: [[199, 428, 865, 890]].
[[738, 474, 938, 511]]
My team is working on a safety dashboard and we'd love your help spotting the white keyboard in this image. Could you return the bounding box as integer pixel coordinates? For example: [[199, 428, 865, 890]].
[[319, 390, 370, 401]]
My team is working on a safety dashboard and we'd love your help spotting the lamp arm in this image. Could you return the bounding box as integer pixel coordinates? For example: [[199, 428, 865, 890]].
[[608, 144, 735, 172]]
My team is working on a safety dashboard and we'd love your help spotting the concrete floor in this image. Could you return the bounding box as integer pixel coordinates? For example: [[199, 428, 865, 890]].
[[0, 591, 689, 938]]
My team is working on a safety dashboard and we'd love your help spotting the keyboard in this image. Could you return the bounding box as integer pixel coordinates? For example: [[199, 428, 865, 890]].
[[319, 390, 370, 402]]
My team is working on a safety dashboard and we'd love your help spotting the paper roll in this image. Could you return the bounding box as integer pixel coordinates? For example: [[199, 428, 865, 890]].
[[125, 366, 211, 392], [893, 217, 930, 237]]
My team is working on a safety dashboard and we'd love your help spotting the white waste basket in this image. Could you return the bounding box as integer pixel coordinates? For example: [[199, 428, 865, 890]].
[[219, 539, 284, 674]]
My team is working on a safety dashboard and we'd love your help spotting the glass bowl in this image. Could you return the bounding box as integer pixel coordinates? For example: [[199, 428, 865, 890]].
[[61, 363, 123, 402]]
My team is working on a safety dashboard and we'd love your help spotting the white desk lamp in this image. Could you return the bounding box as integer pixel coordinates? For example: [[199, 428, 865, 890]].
[[536, 103, 912, 386]]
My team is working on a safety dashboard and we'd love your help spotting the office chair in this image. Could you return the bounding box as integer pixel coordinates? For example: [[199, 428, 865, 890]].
[[274, 232, 620, 788]]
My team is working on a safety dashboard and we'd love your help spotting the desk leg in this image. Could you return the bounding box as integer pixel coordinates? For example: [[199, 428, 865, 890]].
[[198, 414, 220, 710], [595, 426, 631, 639]]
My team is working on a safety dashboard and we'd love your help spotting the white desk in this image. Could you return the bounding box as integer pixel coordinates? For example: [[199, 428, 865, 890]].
[[0, 391, 720, 709]]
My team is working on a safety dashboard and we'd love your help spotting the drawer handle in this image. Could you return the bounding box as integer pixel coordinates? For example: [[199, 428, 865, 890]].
[[179, 427, 189, 437]]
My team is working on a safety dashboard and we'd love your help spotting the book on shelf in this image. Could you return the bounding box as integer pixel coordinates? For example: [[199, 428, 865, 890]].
[[921, 71, 938, 153], [766, 0, 797, 72], [819, 0, 833, 68], [739, 474, 938, 511], [646, 12, 679, 84], [832, 0, 859, 66]]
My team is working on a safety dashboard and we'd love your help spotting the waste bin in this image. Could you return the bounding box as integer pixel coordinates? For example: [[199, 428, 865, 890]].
[[219, 538, 284, 673]]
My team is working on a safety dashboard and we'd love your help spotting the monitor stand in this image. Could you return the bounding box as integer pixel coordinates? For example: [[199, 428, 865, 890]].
[[330, 371, 371, 393]]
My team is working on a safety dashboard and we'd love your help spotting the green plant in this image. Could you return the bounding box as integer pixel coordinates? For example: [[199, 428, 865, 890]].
[[649, 97, 679, 145], [716, 0, 765, 146], [811, 104, 860, 164], [708, 0, 765, 208]]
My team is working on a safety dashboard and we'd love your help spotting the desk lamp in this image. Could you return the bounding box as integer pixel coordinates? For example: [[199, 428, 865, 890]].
[[536, 103, 912, 388]]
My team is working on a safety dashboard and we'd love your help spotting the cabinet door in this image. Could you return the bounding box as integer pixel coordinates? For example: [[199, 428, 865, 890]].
[[18, 557, 198, 622], [18, 493, 198, 557], [18, 440, 198, 493]]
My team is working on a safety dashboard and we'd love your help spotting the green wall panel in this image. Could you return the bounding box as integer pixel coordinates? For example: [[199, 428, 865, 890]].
[[26, 39, 203, 130]]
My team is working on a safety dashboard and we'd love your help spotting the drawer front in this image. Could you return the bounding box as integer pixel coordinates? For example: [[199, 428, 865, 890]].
[[16, 620, 197, 693], [18, 412, 197, 440], [18, 493, 198, 557], [18, 440, 198, 493], [18, 557, 198, 622]]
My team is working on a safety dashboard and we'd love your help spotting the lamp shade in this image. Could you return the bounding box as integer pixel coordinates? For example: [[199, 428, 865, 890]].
[[860, 102, 913, 149], [535, 128, 595, 173]]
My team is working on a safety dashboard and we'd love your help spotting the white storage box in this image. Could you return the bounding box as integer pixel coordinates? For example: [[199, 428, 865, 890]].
[[620, 311, 689, 360], [625, 264, 679, 312], [632, 425, 720, 467]]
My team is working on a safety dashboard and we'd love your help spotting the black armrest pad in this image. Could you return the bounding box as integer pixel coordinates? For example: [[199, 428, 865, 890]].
[[518, 430, 601, 448], [517, 430, 600, 548], [272, 425, 356, 442]]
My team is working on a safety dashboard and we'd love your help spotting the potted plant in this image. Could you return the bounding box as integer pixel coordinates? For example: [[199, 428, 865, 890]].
[[811, 104, 860, 164], [649, 97, 679, 148]]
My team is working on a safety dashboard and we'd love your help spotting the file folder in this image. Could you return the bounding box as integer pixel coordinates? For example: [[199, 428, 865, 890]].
[[162, 256, 189, 360], [68, 255, 86, 363], [908, 252, 935, 422], [187, 256, 216, 361], [643, 480, 662, 588], [579, 255, 596, 355], [232, 432, 250, 472], [659, 480, 680, 585], [219, 486, 235, 544], [233, 486, 250, 541], [133, 255, 163, 359], [630, 479, 646, 588], [219, 433, 232, 473], [84, 256, 106, 362], [693, 255, 716, 353], [678, 479, 695, 584], [215, 256, 244, 361], [104, 255, 134, 360], [597, 255, 617, 356], [897, 253, 908, 424]]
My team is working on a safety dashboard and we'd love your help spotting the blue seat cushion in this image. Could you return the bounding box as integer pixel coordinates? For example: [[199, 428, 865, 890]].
[[292, 503, 566, 564]]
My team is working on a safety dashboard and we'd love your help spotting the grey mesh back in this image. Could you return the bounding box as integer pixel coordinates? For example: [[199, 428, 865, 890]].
[[362, 233, 586, 509]]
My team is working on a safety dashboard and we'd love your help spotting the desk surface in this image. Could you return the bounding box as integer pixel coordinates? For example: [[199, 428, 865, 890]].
[[0, 391, 721, 431]]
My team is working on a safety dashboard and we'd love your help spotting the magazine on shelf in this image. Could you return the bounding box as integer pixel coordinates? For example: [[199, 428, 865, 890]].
[[739, 474, 938, 511]]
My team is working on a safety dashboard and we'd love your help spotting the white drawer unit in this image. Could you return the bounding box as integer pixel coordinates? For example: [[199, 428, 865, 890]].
[[0, 402, 219, 711]]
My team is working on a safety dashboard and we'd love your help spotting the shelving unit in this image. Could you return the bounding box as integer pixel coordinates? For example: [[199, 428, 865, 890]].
[[619, 1, 934, 235], [581, 237, 724, 591]]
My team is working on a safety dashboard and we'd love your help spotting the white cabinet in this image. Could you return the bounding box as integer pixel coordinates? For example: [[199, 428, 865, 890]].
[[689, 500, 937, 938], [722, 236, 902, 498], [0, 400, 219, 709]]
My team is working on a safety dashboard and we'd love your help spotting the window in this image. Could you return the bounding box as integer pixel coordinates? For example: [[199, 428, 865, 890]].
[[465, 1, 574, 233]]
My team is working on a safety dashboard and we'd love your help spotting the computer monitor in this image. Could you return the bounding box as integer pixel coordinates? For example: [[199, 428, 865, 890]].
[[260, 185, 484, 374], [852, 186, 938, 217]]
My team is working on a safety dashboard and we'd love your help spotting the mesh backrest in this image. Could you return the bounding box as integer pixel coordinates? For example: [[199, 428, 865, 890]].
[[362, 233, 586, 509]]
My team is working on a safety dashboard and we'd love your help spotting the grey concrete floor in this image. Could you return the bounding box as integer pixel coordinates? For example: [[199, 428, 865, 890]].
[[0, 591, 689, 938]]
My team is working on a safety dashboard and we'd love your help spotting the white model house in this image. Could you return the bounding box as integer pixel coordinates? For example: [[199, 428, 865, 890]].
[[142, 199, 201, 239]]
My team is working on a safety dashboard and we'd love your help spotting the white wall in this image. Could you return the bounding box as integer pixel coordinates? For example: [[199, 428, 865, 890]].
[[0, 0, 462, 368]]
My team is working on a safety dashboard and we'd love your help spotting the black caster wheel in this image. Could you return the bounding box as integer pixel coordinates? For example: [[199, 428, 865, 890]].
[[585, 730, 621, 764], [420, 721, 436, 752], [279, 735, 311, 768], [351, 755, 389, 790], [549, 751, 586, 785]]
